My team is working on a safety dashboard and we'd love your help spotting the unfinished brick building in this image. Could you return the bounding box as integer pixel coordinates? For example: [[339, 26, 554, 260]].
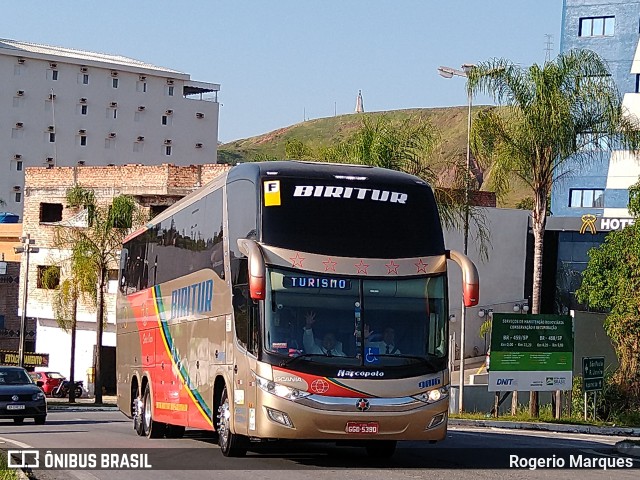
[[20, 163, 229, 391]]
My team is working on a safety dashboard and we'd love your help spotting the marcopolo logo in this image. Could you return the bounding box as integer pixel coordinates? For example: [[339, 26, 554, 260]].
[[336, 370, 384, 378]]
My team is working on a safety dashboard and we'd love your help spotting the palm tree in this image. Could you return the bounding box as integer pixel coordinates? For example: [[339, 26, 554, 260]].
[[467, 49, 640, 414], [55, 187, 142, 403]]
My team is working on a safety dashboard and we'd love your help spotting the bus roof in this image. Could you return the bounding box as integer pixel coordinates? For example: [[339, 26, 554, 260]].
[[124, 161, 433, 245]]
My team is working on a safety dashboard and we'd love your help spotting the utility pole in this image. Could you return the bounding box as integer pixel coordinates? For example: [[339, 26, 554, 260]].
[[14, 234, 39, 367]]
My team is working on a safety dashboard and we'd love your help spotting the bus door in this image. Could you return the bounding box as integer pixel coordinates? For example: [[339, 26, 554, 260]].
[[232, 298, 259, 437]]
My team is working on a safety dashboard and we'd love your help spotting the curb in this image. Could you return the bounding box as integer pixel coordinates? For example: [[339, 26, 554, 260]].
[[449, 418, 640, 437], [48, 405, 118, 412]]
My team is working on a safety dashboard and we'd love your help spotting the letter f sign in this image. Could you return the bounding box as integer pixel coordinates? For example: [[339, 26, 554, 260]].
[[264, 180, 281, 206]]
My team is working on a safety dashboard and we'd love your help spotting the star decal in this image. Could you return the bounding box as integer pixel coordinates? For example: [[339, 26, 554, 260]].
[[415, 258, 429, 274], [323, 257, 337, 272], [354, 260, 369, 275], [290, 252, 305, 268], [385, 260, 400, 275]]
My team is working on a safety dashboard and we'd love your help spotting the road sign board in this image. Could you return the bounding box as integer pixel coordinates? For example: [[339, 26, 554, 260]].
[[488, 313, 574, 392], [584, 377, 603, 392], [582, 356, 604, 379], [582, 356, 604, 392]]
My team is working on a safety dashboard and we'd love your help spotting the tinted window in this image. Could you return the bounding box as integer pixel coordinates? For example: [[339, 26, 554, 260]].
[[261, 177, 444, 257], [121, 188, 226, 292]]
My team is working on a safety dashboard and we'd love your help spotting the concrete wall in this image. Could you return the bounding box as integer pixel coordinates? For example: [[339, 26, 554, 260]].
[[444, 207, 530, 359]]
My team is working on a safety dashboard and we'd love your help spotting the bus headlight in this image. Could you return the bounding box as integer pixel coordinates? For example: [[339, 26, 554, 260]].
[[255, 375, 311, 401], [412, 385, 449, 404]]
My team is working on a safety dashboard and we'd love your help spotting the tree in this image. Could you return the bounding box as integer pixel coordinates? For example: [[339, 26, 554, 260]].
[[42, 264, 94, 403], [576, 179, 640, 407], [468, 49, 640, 415], [54, 186, 142, 403]]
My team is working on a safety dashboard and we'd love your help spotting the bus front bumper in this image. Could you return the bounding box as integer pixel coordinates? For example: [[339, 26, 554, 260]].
[[249, 389, 448, 441]]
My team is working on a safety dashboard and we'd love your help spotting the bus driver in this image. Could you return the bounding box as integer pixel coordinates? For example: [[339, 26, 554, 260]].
[[302, 311, 345, 356]]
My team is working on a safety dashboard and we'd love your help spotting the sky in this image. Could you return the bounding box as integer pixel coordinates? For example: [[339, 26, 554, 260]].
[[2, 1, 564, 143]]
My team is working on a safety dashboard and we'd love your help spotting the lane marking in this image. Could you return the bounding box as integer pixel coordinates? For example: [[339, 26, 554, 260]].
[[0, 435, 33, 449]]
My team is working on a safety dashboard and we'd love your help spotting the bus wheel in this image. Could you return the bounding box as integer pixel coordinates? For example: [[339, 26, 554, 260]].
[[142, 384, 166, 439], [217, 386, 248, 457], [365, 440, 397, 458], [165, 424, 185, 439], [133, 389, 145, 436]]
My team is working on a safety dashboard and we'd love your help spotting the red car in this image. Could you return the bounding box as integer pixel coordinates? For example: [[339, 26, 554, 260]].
[[29, 371, 65, 395]]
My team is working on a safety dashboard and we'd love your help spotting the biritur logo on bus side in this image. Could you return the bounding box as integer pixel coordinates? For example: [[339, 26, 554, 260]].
[[293, 185, 408, 203], [169, 280, 213, 320]]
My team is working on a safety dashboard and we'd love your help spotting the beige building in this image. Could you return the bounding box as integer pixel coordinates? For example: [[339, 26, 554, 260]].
[[0, 223, 27, 351], [20, 163, 229, 390]]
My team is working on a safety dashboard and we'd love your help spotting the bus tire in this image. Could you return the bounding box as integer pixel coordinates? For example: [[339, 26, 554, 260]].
[[365, 440, 397, 458], [217, 385, 248, 457], [142, 384, 166, 439], [165, 424, 185, 439]]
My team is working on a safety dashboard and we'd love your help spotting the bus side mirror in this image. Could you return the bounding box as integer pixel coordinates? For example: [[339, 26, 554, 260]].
[[446, 249, 479, 307], [237, 239, 266, 300]]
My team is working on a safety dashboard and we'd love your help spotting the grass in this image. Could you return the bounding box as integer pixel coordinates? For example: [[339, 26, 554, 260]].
[[0, 452, 19, 480], [450, 404, 635, 428], [218, 106, 531, 208]]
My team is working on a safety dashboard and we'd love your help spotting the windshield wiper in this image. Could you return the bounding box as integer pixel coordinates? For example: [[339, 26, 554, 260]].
[[279, 353, 329, 368]]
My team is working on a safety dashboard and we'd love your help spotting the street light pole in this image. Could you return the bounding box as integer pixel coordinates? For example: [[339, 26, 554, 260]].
[[14, 234, 39, 367], [438, 63, 474, 413]]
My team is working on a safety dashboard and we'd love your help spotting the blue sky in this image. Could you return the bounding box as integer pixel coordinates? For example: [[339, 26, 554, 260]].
[[4, 1, 563, 143]]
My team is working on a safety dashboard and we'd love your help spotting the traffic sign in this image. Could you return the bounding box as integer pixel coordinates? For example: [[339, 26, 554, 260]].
[[582, 356, 604, 392]]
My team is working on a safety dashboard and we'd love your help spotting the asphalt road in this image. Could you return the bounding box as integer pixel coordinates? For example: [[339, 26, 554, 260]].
[[0, 411, 637, 480]]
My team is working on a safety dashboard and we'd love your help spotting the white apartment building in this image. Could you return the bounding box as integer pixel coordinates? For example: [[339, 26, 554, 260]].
[[0, 38, 220, 218]]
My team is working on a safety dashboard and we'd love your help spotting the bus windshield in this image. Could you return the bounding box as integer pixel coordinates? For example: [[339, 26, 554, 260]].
[[264, 268, 447, 368]]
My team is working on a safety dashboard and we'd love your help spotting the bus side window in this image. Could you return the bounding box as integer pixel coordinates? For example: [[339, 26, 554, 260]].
[[248, 302, 259, 355], [233, 283, 249, 349]]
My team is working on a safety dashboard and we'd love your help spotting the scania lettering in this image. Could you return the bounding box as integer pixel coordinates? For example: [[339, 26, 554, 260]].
[[117, 161, 479, 458]]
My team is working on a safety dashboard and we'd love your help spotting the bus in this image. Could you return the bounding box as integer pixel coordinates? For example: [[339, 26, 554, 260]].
[[116, 161, 479, 457]]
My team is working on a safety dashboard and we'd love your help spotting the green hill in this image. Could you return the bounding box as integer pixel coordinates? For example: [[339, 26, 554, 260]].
[[218, 107, 529, 208]]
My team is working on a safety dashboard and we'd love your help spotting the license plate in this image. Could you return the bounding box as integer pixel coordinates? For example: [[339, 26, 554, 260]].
[[7, 404, 25, 410], [345, 421, 379, 434]]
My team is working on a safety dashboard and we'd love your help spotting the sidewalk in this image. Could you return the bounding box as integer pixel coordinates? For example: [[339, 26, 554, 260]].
[[47, 394, 118, 411]]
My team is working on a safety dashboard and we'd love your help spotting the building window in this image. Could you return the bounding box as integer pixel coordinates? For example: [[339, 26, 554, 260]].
[[105, 138, 115, 149], [133, 142, 144, 153], [166, 85, 174, 96], [81, 104, 88, 115], [37, 265, 60, 289], [46, 69, 58, 81], [112, 78, 119, 88], [136, 81, 147, 93], [579, 16, 615, 37], [16, 160, 23, 171], [14, 65, 23, 76], [569, 189, 604, 208], [165, 145, 172, 156], [107, 108, 118, 119], [11, 128, 24, 139], [636, 74, 640, 94], [162, 115, 168, 125], [15, 192, 21, 203], [0, 315, 4, 330], [49, 132, 56, 143], [80, 135, 87, 146], [40, 203, 63, 223], [83, 74, 89, 84]]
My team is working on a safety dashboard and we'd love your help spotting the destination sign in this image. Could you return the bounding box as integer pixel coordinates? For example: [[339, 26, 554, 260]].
[[283, 276, 352, 290]]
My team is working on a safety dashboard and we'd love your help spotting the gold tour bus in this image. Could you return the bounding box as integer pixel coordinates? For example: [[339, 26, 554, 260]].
[[116, 161, 479, 457]]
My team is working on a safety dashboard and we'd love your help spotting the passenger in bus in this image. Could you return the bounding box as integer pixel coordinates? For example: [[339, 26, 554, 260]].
[[364, 324, 402, 355], [302, 311, 345, 356]]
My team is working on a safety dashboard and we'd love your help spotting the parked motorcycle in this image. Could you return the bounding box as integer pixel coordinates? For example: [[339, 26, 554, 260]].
[[52, 379, 83, 398]]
